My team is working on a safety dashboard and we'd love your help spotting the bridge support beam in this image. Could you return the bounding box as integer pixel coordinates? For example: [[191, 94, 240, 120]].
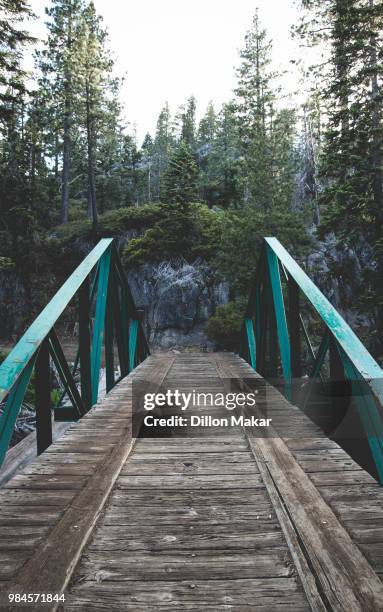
[[266, 245, 292, 398], [288, 278, 301, 377], [35, 337, 52, 455], [79, 277, 92, 412], [245, 318, 256, 370]]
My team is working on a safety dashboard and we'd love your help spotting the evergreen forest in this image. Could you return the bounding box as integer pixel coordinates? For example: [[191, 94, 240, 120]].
[[0, 0, 382, 361]]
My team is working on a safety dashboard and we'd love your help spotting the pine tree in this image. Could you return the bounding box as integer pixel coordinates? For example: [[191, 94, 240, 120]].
[[37, 0, 85, 224], [153, 103, 174, 201], [140, 133, 154, 203], [214, 103, 242, 208], [96, 112, 127, 213], [234, 10, 278, 209], [297, 0, 383, 350], [78, 0, 118, 229], [234, 10, 297, 212], [180, 96, 197, 148], [196, 102, 218, 206], [297, 92, 322, 222], [270, 108, 298, 212], [197, 101, 217, 147], [161, 141, 199, 210], [0, 1, 39, 270], [0, 0, 34, 121], [296, 0, 383, 235]]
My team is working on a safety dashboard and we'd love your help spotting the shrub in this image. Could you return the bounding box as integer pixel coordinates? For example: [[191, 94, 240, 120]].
[[123, 203, 223, 266], [52, 204, 162, 245], [98, 205, 162, 235], [206, 301, 245, 351]]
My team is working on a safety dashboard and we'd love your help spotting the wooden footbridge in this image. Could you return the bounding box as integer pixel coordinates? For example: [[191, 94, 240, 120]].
[[0, 238, 383, 610]]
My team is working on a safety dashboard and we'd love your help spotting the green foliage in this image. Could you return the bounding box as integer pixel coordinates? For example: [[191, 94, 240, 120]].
[[0, 0, 34, 120], [297, 0, 383, 349], [51, 388, 61, 407], [180, 96, 197, 148], [2, 0, 381, 357], [122, 201, 309, 291], [99, 205, 162, 233], [234, 9, 298, 211], [123, 204, 223, 266], [150, 102, 175, 202], [206, 301, 245, 350], [198, 103, 242, 209], [52, 204, 162, 244], [190, 205, 224, 260], [122, 142, 203, 265], [214, 207, 311, 296], [161, 141, 199, 208]]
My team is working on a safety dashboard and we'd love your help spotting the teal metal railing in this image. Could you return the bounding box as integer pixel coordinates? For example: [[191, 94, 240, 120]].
[[0, 239, 149, 465], [240, 237, 383, 483]]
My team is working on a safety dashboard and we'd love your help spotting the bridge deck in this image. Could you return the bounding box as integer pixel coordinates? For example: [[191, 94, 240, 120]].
[[1, 353, 383, 610]]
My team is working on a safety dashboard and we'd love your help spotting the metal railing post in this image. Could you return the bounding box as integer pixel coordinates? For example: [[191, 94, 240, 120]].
[[79, 277, 92, 411], [35, 337, 52, 455]]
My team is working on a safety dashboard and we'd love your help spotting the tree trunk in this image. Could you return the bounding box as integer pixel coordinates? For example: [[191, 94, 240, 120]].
[[60, 6, 73, 225], [54, 127, 59, 181], [86, 85, 98, 232], [61, 100, 70, 224]]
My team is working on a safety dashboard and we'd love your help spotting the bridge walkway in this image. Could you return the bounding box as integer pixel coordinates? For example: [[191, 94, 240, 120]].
[[0, 353, 383, 610]]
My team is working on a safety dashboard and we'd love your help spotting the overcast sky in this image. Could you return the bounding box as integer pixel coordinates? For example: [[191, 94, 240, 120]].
[[28, 0, 301, 143]]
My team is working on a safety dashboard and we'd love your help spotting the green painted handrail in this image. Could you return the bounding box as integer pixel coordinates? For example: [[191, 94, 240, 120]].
[[0, 239, 113, 403], [0, 239, 150, 466], [265, 237, 383, 392], [240, 237, 383, 483]]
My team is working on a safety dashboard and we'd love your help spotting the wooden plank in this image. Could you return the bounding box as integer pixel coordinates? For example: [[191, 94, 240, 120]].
[[0, 551, 29, 581], [309, 470, 377, 486], [358, 542, 383, 574], [116, 473, 263, 490], [250, 431, 383, 609], [211, 354, 326, 612], [0, 507, 61, 526], [1, 355, 174, 610], [322, 499, 383, 522], [65, 578, 309, 610], [87, 523, 285, 553], [127, 451, 254, 463], [297, 458, 362, 473], [133, 440, 249, 453], [36, 452, 106, 464], [216, 353, 383, 611], [4, 473, 88, 489], [109, 489, 268, 507], [103, 503, 274, 526], [316, 484, 383, 502], [122, 460, 258, 476], [66, 353, 311, 611], [0, 421, 70, 487], [71, 549, 294, 581], [341, 518, 383, 544], [21, 462, 98, 477], [0, 526, 50, 549], [0, 489, 75, 506], [46, 442, 117, 454]]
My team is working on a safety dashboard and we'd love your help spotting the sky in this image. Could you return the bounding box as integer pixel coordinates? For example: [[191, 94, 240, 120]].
[[28, 0, 301, 143]]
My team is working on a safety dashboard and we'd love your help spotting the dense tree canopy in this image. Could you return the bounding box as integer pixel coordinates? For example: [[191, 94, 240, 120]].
[[0, 0, 382, 356]]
